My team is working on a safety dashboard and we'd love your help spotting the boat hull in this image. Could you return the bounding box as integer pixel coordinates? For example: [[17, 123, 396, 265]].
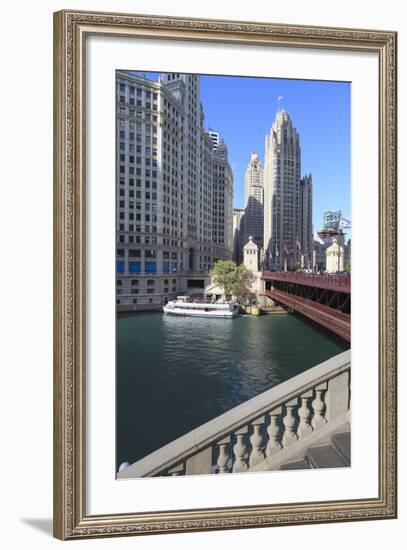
[[163, 306, 238, 318]]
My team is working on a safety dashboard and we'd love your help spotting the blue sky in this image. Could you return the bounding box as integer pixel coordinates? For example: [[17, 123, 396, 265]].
[[200, 75, 350, 231], [130, 72, 350, 232]]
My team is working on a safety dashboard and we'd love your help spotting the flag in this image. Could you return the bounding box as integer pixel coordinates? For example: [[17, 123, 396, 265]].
[[277, 95, 284, 100], [313, 230, 325, 245], [269, 248, 273, 260], [339, 217, 351, 229], [284, 244, 290, 255], [275, 245, 279, 257], [296, 240, 302, 251]]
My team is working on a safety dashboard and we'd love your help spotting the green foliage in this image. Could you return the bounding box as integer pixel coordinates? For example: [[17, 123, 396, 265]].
[[232, 266, 255, 304], [210, 260, 254, 303]]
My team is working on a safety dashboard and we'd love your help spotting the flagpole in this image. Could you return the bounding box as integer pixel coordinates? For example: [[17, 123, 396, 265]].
[[338, 212, 341, 272]]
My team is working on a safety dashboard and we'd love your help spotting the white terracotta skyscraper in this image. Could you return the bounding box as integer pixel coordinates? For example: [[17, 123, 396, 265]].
[[263, 110, 304, 271]]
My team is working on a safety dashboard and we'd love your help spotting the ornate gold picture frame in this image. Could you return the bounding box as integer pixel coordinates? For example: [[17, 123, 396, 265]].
[[53, 9, 397, 540]]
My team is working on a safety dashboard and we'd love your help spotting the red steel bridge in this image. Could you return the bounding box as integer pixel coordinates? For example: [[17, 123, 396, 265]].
[[261, 272, 351, 342]]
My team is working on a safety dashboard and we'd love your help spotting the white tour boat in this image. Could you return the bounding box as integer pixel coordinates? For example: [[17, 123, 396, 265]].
[[163, 296, 239, 318]]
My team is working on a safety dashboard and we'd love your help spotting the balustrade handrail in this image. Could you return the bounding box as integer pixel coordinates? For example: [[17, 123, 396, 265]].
[[262, 271, 351, 288], [118, 350, 350, 479]]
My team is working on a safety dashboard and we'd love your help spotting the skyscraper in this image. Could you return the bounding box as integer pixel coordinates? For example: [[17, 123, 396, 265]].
[[263, 110, 311, 271], [242, 152, 264, 251], [299, 174, 313, 266], [210, 137, 234, 263], [232, 207, 245, 265], [115, 72, 233, 311]]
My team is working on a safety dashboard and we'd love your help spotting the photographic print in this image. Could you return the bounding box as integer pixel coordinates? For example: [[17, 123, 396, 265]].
[[115, 71, 351, 479]]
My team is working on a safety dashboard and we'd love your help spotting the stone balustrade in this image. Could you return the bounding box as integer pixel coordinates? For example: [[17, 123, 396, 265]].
[[117, 350, 350, 478]]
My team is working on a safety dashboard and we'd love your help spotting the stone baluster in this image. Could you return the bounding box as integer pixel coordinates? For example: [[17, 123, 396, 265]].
[[297, 390, 314, 438], [249, 416, 266, 467], [312, 382, 328, 430], [266, 406, 283, 467], [233, 426, 249, 473], [282, 398, 299, 446], [216, 436, 231, 474]]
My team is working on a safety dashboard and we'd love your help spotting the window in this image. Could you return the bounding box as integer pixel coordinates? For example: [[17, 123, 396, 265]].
[[172, 263, 177, 273], [116, 261, 125, 273], [145, 249, 156, 258], [129, 249, 141, 258], [129, 261, 141, 273], [145, 262, 157, 273], [163, 262, 170, 273]]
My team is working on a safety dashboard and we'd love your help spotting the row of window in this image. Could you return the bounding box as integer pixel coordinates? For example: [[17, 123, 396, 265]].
[[119, 166, 158, 178], [116, 261, 178, 274], [118, 83, 158, 101], [119, 178, 158, 189], [116, 249, 179, 259]]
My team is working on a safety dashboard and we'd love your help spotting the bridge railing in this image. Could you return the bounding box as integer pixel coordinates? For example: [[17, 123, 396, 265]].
[[262, 271, 351, 290], [117, 350, 350, 478]]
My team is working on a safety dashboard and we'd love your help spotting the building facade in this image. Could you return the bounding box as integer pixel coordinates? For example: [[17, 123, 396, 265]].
[[242, 236, 265, 297], [299, 174, 313, 268], [232, 208, 245, 265], [263, 110, 303, 271], [326, 239, 345, 273], [210, 138, 233, 263], [206, 130, 220, 150], [242, 152, 264, 252], [323, 210, 341, 231], [116, 71, 232, 311]]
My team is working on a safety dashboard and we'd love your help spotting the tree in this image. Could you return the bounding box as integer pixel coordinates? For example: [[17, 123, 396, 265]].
[[232, 266, 255, 304], [209, 260, 239, 297], [209, 260, 254, 303]]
